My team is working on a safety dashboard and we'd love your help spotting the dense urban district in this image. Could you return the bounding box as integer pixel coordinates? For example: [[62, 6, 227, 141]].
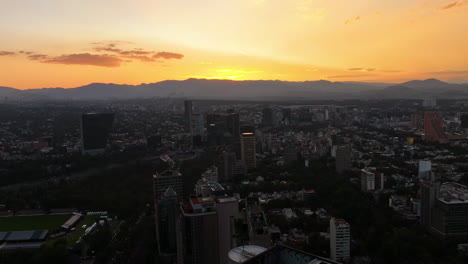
[[1, 97, 468, 264]]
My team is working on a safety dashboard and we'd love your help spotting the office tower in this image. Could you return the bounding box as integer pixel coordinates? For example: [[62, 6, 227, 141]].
[[330, 217, 351, 263], [262, 108, 274, 126], [153, 170, 183, 201], [220, 151, 236, 182], [420, 181, 440, 229], [215, 197, 239, 264], [155, 187, 184, 264], [241, 132, 256, 169], [411, 112, 423, 129], [360, 169, 376, 192], [181, 195, 240, 264], [282, 108, 292, 124], [240, 125, 255, 134], [207, 122, 225, 146], [182, 196, 219, 264], [184, 100, 193, 126], [431, 182, 468, 240], [360, 168, 384, 191], [418, 160, 432, 181], [335, 145, 351, 174], [81, 113, 114, 155], [225, 113, 240, 138], [423, 97, 437, 108], [461, 114, 468, 135], [423, 112, 448, 143]]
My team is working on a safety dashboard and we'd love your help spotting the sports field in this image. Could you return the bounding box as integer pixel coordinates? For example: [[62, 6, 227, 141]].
[[0, 215, 71, 232]]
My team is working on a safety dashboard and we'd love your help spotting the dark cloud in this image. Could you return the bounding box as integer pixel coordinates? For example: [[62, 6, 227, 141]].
[[153, 51, 184, 60], [0, 51, 15, 56], [42, 53, 123, 67], [438, 0, 466, 10]]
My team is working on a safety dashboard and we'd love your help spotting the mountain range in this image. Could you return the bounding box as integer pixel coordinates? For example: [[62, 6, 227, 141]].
[[1, 78, 467, 101]]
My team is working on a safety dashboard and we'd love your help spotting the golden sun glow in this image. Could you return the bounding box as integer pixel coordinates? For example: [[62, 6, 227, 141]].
[[0, 0, 467, 89]]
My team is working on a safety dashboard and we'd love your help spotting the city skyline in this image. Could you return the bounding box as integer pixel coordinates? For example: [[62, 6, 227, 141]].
[[1, 0, 467, 89]]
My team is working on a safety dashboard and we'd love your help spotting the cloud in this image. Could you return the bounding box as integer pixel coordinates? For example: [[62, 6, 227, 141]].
[[0, 51, 15, 56], [199, 61, 213, 65], [28, 54, 49, 60], [122, 55, 155, 62], [347, 68, 376, 72], [42, 53, 123, 67], [93, 44, 184, 61], [327, 74, 376, 78], [437, 0, 467, 10], [345, 16, 361, 25], [153, 52, 184, 60], [426, 70, 468, 75]]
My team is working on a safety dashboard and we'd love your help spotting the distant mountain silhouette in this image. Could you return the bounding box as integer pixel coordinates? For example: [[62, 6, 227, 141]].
[[1, 78, 467, 101]]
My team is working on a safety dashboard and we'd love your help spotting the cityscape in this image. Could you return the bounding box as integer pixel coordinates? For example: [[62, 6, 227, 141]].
[[1, 1, 468, 264]]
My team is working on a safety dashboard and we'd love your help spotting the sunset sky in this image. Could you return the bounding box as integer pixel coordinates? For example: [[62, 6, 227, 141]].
[[0, 0, 467, 89]]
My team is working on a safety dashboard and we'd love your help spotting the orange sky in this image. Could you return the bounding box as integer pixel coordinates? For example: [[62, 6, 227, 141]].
[[0, 0, 467, 89]]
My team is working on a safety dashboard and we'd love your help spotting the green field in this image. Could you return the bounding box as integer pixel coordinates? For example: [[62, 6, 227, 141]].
[[0, 215, 71, 232]]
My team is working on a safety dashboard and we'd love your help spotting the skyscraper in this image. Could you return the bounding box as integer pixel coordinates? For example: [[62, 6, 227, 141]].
[[180, 195, 239, 264], [423, 112, 448, 143], [184, 100, 193, 130], [420, 181, 440, 229], [153, 170, 183, 201], [335, 145, 351, 174], [241, 132, 256, 169], [411, 112, 423, 129], [225, 113, 240, 138], [262, 108, 274, 126], [81, 113, 114, 155], [431, 182, 468, 240], [155, 187, 184, 264], [330, 217, 350, 263], [418, 160, 432, 181]]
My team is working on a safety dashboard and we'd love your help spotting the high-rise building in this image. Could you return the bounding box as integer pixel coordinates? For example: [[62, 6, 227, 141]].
[[431, 182, 468, 240], [80, 113, 114, 155], [155, 187, 184, 264], [420, 181, 440, 229], [418, 160, 432, 181], [262, 108, 274, 126], [220, 152, 236, 182], [225, 113, 240, 138], [461, 114, 468, 135], [330, 217, 351, 263], [153, 170, 183, 201], [182, 197, 219, 264], [241, 132, 256, 169], [184, 100, 193, 126], [335, 145, 351, 174], [181, 195, 239, 264], [360, 168, 384, 192], [215, 197, 239, 264], [361, 169, 376, 192], [423, 112, 448, 143], [411, 112, 423, 129]]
